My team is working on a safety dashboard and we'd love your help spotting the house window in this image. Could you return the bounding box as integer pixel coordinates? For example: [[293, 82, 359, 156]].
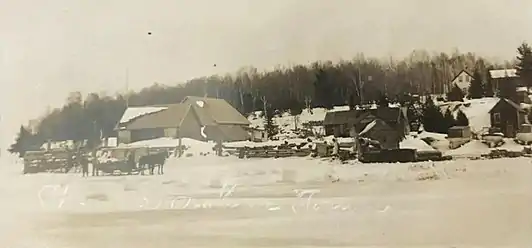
[[493, 113, 501, 124]]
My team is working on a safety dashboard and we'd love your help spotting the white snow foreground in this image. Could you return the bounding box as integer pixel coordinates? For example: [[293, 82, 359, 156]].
[[1, 156, 532, 247]]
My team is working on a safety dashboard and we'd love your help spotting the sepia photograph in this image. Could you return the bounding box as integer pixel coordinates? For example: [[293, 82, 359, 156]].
[[1, 0, 532, 247]]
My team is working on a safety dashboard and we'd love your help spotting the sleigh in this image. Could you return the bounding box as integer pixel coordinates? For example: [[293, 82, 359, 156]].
[[94, 159, 138, 176]]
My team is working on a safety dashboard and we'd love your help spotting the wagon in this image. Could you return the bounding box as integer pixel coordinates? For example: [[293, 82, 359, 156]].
[[93, 159, 138, 176], [93, 147, 141, 176]]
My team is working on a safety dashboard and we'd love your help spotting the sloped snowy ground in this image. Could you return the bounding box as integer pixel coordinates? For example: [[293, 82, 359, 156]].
[[2, 154, 532, 247], [437, 97, 499, 133]]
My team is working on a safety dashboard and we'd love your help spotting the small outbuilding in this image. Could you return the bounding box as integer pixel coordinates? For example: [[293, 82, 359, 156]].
[[489, 98, 527, 137]]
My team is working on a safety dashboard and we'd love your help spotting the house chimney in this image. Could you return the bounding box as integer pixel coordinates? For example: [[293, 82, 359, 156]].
[[46, 139, 51, 151]]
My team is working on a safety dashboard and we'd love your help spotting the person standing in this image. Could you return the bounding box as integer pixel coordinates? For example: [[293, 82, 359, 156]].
[[349, 124, 359, 157], [91, 150, 99, 176], [331, 138, 339, 159], [81, 156, 89, 177]]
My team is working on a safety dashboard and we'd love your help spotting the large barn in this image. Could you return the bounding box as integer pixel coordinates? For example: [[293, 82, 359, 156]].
[[116, 97, 251, 144]]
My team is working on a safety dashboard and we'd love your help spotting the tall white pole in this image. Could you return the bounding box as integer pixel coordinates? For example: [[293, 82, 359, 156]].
[[125, 67, 130, 108]]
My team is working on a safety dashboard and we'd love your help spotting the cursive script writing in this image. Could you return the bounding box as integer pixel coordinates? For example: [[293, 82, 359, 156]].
[[37, 183, 390, 214]]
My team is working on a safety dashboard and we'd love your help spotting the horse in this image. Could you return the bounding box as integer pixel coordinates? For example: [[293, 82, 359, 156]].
[[138, 151, 169, 175]]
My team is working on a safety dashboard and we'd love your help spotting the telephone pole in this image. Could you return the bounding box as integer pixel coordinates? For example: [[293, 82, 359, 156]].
[[125, 67, 130, 107]]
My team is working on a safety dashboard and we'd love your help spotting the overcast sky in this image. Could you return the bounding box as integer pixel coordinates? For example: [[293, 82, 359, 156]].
[[1, 0, 531, 145]]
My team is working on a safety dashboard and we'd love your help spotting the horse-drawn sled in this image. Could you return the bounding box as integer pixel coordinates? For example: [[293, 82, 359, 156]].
[[93, 147, 170, 176]]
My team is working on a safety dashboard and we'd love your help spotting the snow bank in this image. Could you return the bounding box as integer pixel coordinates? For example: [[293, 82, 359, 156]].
[[417, 131, 447, 140], [497, 139, 525, 152], [121, 137, 180, 148], [460, 98, 499, 133], [516, 133, 532, 143], [415, 131, 450, 151], [400, 136, 435, 151], [181, 138, 216, 155], [444, 140, 489, 157], [444, 138, 526, 157], [120, 137, 215, 157]]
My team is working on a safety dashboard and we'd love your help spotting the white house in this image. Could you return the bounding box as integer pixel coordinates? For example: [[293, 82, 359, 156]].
[[449, 70, 474, 93]]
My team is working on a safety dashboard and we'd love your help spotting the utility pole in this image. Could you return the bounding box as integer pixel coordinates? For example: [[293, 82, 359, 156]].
[[261, 96, 269, 139], [358, 70, 363, 104], [125, 67, 130, 108], [304, 96, 312, 113]]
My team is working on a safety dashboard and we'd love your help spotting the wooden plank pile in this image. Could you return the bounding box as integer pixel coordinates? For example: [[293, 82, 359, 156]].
[[23, 150, 74, 174], [237, 147, 312, 159], [359, 149, 417, 163], [416, 150, 452, 162], [481, 149, 524, 159]]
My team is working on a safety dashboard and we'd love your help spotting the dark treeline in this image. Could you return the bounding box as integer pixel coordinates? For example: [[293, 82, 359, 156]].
[[11, 44, 532, 156]]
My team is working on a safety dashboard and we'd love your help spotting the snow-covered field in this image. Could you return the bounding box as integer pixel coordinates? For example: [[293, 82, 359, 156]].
[[1, 154, 532, 247], [2, 97, 532, 247]]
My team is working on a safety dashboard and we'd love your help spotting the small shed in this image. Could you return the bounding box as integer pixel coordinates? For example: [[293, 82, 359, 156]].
[[447, 126, 471, 138], [247, 127, 267, 142], [447, 126, 472, 149], [489, 98, 527, 137]]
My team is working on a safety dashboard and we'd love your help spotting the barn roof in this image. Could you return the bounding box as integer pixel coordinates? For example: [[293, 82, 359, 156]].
[[182, 96, 250, 125], [323, 109, 364, 125], [116, 97, 250, 132], [323, 106, 407, 126]]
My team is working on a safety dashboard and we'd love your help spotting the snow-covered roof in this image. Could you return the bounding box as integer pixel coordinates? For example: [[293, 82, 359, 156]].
[[328, 106, 350, 112], [516, 86, 528, 92], [489, 69, 517, 79], [119, 106, 169, 124]]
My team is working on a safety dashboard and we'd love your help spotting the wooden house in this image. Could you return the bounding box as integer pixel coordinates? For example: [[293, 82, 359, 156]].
[[323, 106, 409, 149], [449, 70, 474, 94], [489, 69, 519, 95], [488, 98, 527, 137]]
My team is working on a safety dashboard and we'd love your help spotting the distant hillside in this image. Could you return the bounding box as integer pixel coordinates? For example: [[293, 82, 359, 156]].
[[8, 49, 513, 155]]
